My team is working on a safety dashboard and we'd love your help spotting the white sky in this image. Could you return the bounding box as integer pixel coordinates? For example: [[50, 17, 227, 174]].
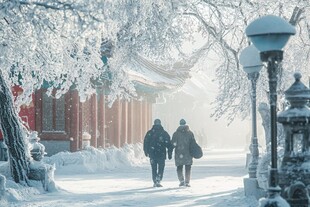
[[0, 144, 258, 207]]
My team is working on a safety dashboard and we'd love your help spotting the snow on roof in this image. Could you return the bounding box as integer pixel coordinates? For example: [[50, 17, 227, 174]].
[[278, 107, 310, 120], [127, 66, 180, 89], [134, 55, 192, 78], [127, 41, 210, 94], [127, 55, 191, 93], [181, 74, 217, 98]]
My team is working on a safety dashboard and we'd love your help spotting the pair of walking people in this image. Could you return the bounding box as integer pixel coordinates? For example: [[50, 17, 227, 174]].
[[143, 118, 195, 187]]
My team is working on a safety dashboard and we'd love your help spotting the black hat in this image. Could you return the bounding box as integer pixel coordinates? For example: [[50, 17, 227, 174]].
[[154, 119, 161, 125], [179, 119, 186, 125]]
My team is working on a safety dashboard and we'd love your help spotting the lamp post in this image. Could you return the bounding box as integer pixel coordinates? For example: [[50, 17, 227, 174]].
[[239, 45, 263, 179], [246, 15, 296, 206]]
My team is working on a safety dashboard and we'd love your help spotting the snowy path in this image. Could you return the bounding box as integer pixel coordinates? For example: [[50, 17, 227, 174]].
[[11, 149, 258, 207]]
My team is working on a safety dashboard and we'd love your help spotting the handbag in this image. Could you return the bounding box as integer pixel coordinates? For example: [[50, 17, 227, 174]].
[[189, 138, 203, 159]]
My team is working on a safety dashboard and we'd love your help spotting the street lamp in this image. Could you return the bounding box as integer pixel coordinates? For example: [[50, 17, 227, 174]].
[[246, 15, 296, 206], [239, 45, 263, 179]]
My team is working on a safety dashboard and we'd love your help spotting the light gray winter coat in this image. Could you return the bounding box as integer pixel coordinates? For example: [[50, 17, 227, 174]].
[[171, 125, 194, 166]]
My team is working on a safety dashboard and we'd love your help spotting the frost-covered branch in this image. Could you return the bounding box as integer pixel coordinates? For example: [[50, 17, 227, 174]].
[[183, 0, 310, 123]]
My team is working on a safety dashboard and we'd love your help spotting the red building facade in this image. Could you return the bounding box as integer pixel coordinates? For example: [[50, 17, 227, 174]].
[[34, 88, 153, 155], [0, 86, 153, 156]]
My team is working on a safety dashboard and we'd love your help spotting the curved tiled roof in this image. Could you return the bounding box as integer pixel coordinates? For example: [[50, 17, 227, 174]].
[[126, 42, 209, 94], [128, 55, 195, 93]]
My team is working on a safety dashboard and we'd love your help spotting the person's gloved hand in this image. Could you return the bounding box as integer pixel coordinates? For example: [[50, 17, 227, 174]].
[[168, 154, 172, 160]]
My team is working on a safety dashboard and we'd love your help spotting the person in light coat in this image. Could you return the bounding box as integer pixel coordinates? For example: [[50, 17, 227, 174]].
[[171, 119, 195, 187]]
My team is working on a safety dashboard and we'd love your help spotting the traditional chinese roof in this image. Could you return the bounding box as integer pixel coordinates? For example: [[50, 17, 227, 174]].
[[127, 43, 209, 95], [128, 55, 190, 93]]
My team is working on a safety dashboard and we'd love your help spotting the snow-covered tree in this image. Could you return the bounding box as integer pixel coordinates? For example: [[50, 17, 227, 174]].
[[0, 0, 105, 185], [178, 1, 310, 193], [180, 0, 309, 123], [0, 0, 195, 185]]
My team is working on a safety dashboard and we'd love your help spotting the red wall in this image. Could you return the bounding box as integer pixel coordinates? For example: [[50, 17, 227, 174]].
[[0, 86, 36, 140], [0, 86, 153, 153]]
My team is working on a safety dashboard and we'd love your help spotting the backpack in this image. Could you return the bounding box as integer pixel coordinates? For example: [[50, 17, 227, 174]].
[[189, 138, 203, 159]]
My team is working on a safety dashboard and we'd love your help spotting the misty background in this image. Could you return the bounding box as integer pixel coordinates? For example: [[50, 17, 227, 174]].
[[153, 70, 266, 151]]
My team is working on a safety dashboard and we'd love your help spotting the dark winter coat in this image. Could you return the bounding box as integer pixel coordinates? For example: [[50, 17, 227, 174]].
[[143, 125, 173, 160], [171, 125, 194, 166]]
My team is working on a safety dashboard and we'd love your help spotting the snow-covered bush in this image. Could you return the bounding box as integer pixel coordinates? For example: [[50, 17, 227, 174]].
[[43, 143, 146, 174]]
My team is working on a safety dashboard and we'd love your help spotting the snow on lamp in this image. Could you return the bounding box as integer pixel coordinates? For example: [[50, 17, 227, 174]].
[[245, 15, 296, 53], [240, 45, 263, 74]]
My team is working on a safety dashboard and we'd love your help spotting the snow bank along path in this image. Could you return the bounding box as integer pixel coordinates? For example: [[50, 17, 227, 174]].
[[9, 146, 258, 207]]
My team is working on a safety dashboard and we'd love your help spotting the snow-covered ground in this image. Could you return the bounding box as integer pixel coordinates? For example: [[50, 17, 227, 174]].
[[1, 144, 259, 207]]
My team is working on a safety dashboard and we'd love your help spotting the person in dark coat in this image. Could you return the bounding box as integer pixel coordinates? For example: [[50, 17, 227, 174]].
[[143, 119, 173, 187], [171, 119, 195, 187]]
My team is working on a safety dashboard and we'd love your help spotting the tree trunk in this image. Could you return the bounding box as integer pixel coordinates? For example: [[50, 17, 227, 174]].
[[0, 71, 29, 185]]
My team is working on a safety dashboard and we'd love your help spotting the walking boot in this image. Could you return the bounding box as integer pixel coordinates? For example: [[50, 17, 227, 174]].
[[156, 182, 163, 187]]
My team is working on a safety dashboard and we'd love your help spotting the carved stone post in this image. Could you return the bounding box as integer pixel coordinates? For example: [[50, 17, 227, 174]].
[[277, 73, 310, 206]]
